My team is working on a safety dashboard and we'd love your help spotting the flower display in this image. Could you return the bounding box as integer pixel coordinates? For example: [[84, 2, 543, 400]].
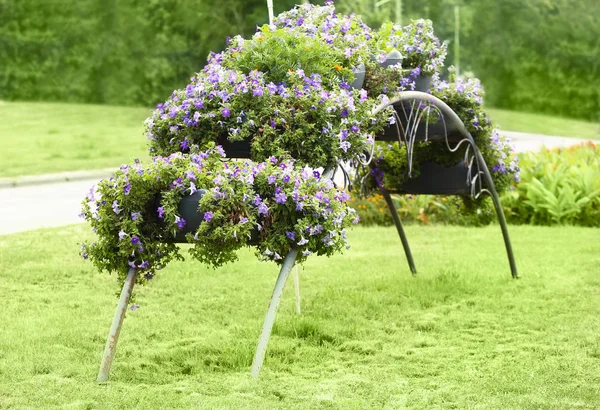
[[80, 146, 358, 284], [82, 2, 518, 287]]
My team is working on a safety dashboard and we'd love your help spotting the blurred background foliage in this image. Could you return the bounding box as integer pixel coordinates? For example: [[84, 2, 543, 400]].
[[1, 0, 598, 120]]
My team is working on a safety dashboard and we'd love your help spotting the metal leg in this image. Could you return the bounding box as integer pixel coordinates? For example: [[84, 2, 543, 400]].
[[381, 188, 417, 275], [474, 149, 519, 278], [293, 266, 301, 315], [251, 248, 298, 378], [97, 268, 138, 382]]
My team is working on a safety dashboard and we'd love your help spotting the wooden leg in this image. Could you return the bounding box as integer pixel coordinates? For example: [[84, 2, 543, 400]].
[[250, 248, 298, 378], [97, 268, 138, 382]]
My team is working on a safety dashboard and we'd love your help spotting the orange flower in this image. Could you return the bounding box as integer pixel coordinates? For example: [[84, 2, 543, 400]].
[[333, 64, 342, 72], [257, 36, 264, 41]]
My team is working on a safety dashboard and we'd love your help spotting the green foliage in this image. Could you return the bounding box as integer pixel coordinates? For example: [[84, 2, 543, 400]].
[[0, 0, 298, 106], [350, 191, 496, 227], [502, 143, 600, 226], [226, 27, 353, 87], [337, 0, 600, 121]]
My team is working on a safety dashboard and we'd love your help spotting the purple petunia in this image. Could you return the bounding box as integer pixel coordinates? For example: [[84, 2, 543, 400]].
[[222, 107, 231, 117], [175, 216, 186, 229], [275, 192, 287, 204], [112, 200, 121, 215], [203, 211, 213, 222], [131, 235, 140, 245], [124, 183, 131, 196], [267, 175, 277, 184], [118, 230, 127, 240], [131, 212, 141, 221], [157, 206, 165, 219], [258, 203, 269, 215], [286, 231, 295, 241]]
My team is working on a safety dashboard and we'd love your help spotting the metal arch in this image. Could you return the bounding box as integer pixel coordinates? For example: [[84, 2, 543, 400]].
[[372, 91, 518, 279]]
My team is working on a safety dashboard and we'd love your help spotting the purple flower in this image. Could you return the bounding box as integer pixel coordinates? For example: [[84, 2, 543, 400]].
[[129, 304, 140, 311], [267, 175, 277, 184], [82, 251, 88, 259], [203, 211, 213, 222], [239, 217, 248, 224], [189, 182, 197, 195], [222, 107, 231, 117], [313, 170, 320, 179], [124, 183, 131, 196], [138, 261, 149, 269], [118, 230, 127, 240], [275, 192, 287, 204], [144, 273, 154, 280], [87, 185, 95, 202], [180, 139, 189, 150], [131, 235, 140, 245], [128, 260, 136, 268], [185, 170, 196, 181], [286, 231, 295, 241], [258, 203, 268, 215], [175, 216, 186, 229], [131, 212, 141, 221], [157, 206, 165, 219]]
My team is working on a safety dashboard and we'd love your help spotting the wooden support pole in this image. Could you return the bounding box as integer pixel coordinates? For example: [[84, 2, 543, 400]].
[[97, 267, 138, 382], [251, 248, 298, 377]]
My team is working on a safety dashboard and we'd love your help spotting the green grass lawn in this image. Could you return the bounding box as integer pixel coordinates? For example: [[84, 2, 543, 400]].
[[0, 101, 150, 178], [1, 224, 599, 409], [0, 101, 598, 178], [487, 107, 599, 141]]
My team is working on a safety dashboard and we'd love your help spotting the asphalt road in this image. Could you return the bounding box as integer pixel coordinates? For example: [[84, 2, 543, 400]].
[[0, 132, 596, 236]]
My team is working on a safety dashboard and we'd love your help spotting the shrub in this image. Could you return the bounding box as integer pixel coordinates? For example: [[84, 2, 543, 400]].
[[502, 143, 600, 226]]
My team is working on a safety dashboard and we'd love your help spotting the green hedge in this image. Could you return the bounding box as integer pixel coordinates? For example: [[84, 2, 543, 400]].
[[0, 0, 296, 106], [1, 0, 599, 120]]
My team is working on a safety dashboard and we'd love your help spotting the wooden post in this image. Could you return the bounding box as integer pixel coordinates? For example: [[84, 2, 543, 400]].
[[97, 268, 138, 382], [251, 248, 298, 377]]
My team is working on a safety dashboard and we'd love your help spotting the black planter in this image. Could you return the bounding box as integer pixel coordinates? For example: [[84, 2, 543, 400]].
[[170, 189, 259, 244], [390, 161, 474, 196], [217, 134, 252, 159]]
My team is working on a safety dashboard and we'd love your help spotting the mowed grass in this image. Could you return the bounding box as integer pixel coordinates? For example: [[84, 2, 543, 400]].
[[487, 107, 599, 141], [1, 101, 599, 178], [0, 224, 599, 409], [0, 101, 150, 178]]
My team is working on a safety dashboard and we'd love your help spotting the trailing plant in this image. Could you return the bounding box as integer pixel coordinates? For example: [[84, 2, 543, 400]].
[[375, 19, 448, 76], [80, 146, 358, 285]]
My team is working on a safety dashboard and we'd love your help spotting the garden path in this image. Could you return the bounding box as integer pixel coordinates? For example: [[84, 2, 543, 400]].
[[0, 132, 596, 235]]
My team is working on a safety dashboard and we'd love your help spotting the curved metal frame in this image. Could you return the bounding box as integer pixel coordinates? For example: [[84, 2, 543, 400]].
[[371, 92, 518, 279]]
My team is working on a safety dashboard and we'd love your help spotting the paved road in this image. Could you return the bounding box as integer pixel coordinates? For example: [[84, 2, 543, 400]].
[[503, 131, 594, 153], [0, 132, 596, 236], [0, 179, 93, 235]]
